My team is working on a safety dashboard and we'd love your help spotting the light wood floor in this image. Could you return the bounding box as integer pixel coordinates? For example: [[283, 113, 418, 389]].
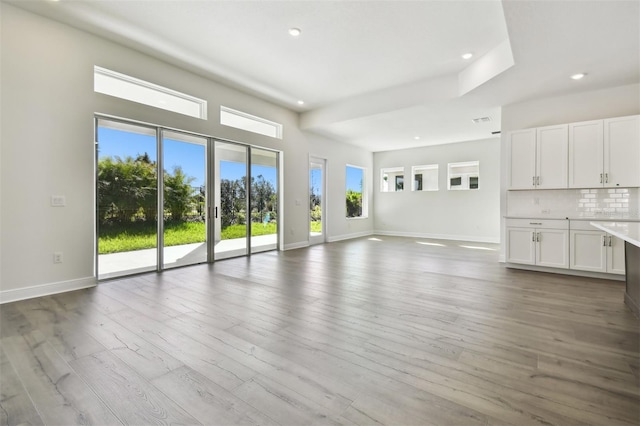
[[1, 236, 639, 425]]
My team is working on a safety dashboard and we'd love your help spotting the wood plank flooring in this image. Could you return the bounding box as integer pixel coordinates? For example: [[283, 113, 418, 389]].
[[1, 236, 639, 425]]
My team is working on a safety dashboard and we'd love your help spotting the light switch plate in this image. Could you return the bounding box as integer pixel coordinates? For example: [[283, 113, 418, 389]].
[[51, 195, 66, 207]]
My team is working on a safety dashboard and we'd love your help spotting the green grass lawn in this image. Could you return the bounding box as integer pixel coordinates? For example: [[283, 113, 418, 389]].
[[98, 221, 278, 254]]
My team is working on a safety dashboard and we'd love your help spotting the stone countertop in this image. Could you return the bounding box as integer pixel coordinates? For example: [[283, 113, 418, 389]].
[[590, 222, 640, 247], [504, 215, 640, 222]]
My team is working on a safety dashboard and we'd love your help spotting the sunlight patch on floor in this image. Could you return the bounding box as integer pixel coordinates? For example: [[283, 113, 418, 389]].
[[416, 241, 446, 247], [459, 244, 496, 251]]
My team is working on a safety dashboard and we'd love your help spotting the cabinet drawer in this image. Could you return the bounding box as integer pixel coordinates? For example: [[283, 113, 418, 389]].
[[506, 218, 568, 229]]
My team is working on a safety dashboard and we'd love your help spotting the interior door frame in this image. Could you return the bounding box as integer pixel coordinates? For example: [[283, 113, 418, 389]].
[[309, 156, 327, 245]]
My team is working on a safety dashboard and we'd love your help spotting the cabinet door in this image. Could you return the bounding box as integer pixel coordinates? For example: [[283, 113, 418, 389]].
[[508, 129, 536, 189], [506, 227, 535, 265], [569, 120, 603, 188], [607, 235, 626, 275], [537, 229, 569, 269], [604, 115, 640, 187], [569, 230, 606, 272], [536, 124, 568, 189]]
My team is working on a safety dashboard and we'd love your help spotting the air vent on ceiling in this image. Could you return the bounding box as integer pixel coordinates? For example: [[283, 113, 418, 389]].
[[471, 116, 491, 124]]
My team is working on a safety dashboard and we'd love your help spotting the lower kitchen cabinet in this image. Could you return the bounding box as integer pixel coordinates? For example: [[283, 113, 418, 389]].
[[506, 219, 569, 269], [569, 223, 625, 275]]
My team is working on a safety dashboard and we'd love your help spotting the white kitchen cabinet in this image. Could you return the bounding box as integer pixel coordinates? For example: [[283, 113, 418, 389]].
[[536, 125, 569, 189], [605, 115, 640, 188], [568, 120, 603, 188], [607, 233, 626, 275], [507, 125, 568, 190], [507, 129, 536, 189], [569, 223, 626, 275], [569, 115, 640, 188], [506, 219, 569, 269]]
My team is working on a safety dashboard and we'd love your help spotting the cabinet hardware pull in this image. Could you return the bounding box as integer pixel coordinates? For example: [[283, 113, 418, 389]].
[[608, 236, 612, 247], [529, 222, 542, 225], [603, 235, 607, 247], [532, 176, 536, 186], [536, 176, 540, 185], [537, 232, 541, 242], [600, 173, 603, 184], [532, 232, 536, 242], [605, 173, 609, 184]]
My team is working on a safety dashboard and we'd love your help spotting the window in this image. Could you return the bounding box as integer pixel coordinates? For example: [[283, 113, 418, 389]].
[[395, 176, 404, 191], [346, 165, 366, 218], [94, 66, 207, 119], [220, 106, 283, 139], [380, 167, 404, 192], [412, 165, 439, 191], [448, 161, 479, 190]]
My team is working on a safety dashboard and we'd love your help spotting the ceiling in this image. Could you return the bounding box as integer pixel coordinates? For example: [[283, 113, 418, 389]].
[[7, 0, 639, 152]]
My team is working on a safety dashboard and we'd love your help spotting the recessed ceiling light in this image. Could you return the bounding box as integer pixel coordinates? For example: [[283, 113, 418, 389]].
[[414, 136, 421, 140], [472, 116, 491, 124], [297, 100, 305, 105], [289, 28, 302, 37], [571, 73, 586, 80], [462, 53, 473, 60]]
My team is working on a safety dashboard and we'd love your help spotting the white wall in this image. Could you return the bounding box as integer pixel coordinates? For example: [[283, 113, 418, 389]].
[[499, 83, 640, 260], [373, 138, 501, 243], [0, 4, 373, 301], [306, 133, 375, 242]]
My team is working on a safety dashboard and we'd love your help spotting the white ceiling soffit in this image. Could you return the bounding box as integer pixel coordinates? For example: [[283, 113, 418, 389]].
[[7, 0, 638, 152]]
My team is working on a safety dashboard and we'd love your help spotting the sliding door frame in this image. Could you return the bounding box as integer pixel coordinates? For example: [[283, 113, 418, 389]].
[[95, 113, 282, 279]]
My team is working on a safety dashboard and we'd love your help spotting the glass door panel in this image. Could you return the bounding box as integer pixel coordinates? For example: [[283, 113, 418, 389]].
[[214, 141, 248, 259], [309, 157, 325, 245], [162, 130, 208, 269], [250, 148, 278, 254], [96, 119, 158, 279]]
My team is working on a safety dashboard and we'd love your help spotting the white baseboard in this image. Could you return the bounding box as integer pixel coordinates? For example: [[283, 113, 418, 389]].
[[327, 230, 374, 243], [283, 241, 310, 251], [0, 276, 96, 304], [373, 230, 500, 244]]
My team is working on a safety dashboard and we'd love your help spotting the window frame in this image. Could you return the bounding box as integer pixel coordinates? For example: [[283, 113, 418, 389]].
[[411, 164, 439, 191], [346, 164, 367, 219]]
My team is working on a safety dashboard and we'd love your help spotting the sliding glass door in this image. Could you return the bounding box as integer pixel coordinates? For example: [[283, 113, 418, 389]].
[[213, 141, 248, 260], [96, 120, 158, 279], [96, 117, 280, 279], [251, 148, 278, 253], [162, 130, 208, 269]]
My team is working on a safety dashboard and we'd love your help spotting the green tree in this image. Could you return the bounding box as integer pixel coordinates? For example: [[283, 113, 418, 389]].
[[97, 154, 156, 223], [346, 189, 362, 218], [164, 166, 195, 220], [220, 178, 246, 227], [251, 174, 275, 223]]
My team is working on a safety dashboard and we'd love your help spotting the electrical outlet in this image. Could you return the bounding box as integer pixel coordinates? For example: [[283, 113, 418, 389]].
[[53, 252, 63, 263]]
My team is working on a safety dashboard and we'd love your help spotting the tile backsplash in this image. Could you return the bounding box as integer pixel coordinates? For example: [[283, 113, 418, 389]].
[[507, 188, 640, 218]]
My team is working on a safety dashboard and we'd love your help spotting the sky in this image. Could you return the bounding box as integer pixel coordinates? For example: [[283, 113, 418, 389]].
[[346, 165, 364, 192], [98, 127, 276, 188]]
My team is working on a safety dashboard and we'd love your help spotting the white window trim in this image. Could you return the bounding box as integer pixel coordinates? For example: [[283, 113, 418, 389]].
[[220, 106, 283, 139], [94, 66, 207, 120]]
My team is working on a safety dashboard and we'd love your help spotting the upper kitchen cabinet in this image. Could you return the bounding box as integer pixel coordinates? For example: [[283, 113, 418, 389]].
[[507, 124, 568, 190], [605, 115, 640, 188], [569, 115, 640, 188]]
